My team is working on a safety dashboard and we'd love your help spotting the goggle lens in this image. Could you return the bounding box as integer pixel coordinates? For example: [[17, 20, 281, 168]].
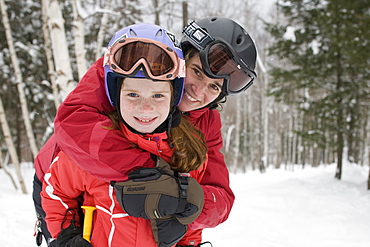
[[113, 42, 174, 76], [206, 42, 254, 93]]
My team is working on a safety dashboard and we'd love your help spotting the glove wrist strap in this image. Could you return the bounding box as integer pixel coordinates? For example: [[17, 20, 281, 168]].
[[175, 175, 189, 214]]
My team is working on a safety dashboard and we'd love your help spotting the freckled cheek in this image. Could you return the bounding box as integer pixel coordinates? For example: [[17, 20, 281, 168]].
[[155, 101, 171, 115], [119, 100, 137, 114]]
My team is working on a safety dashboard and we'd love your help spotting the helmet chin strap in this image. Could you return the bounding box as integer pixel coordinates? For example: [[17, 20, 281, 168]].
[[207, 93, 227, 110]]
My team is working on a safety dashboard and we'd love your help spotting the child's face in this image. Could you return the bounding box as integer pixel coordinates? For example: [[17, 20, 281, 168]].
[[119, 78, 171, 133]]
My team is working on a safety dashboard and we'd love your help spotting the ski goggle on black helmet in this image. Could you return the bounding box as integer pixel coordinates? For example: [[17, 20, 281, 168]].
[[182, 18, 257, 95]]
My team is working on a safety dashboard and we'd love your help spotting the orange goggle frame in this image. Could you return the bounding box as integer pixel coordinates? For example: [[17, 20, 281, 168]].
[[104, 37, 185, 80]]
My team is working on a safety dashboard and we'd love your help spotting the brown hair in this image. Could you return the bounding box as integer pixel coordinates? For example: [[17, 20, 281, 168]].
[[169, 116, 207, 172], [184, 46, 199, 62]]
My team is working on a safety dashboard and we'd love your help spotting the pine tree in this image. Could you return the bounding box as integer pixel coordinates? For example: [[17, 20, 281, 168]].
[[266, 0, 370, 178]]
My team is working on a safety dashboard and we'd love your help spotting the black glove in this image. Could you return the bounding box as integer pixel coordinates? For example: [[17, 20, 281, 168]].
[[151, 218, 187, 247], [112, 158, 204, 225], [56, 224, 92, 247]]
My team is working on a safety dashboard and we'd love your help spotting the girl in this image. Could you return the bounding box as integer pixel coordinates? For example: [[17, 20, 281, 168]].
[[41, 24, 207, 247]]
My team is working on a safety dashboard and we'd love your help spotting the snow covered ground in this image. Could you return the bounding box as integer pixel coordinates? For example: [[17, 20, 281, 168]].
[[0, 161, 369, 247]]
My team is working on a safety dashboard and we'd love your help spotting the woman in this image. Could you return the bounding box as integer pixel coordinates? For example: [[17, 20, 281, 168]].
[[34, 17, 257, 247], [41, 23, 207, 247]]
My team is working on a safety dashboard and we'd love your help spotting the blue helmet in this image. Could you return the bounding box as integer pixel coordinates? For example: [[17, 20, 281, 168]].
[[104, 23, 185, 107]]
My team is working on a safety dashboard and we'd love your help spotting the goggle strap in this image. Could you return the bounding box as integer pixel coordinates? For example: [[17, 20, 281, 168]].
[[178, 58, 186, 78], [103, 48, 111, 67], [183, 21, 214, 50]]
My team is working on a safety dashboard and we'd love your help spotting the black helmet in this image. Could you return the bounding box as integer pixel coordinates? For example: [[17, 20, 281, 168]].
[[181, 17, 257, 97]]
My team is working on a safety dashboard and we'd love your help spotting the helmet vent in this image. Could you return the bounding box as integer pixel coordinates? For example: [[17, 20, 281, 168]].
[[210, 17, 217, 22], [129, 29, 137, 36], [236, 35, 243, 45], [156, 29, 163, 37]]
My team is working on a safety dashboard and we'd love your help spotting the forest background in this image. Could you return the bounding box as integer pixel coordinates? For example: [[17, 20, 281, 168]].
[[0, 0, 369, 194]]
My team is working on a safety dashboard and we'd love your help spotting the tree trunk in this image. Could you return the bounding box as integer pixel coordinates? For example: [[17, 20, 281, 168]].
[[291, 116, 297, 165], [334, 47, 343, 180], [247, 92, 256, 170], [72, 0, 87, 79], [258, 83, 265, 173], [335, 130, 343, 180], [258, 53, 269, 169], [0, 96, 27, 194], [242, 91, 249, 168], [0, 0, 39, 159], [41, 0, 60, 109], [153, 0, 160, 25], [274, 104, 282, 168], [286, 113, 293, 170], [45, 0, 75, 100], [182, 1, 188, 28], [297, 111, 303, 166], [95, 0, 112, 60], [366, 113, 370, 189], [232, 96, 241, 171], [0, 151, 18, 190]]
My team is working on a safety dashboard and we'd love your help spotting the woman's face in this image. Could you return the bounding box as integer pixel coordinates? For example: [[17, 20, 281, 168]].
[[178, 54, 224, 112], [119, 78, 171, 133]]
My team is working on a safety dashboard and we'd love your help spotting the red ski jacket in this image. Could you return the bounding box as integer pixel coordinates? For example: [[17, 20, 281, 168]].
[[41, 121, 207, 246], [43, 57, 234, 245]]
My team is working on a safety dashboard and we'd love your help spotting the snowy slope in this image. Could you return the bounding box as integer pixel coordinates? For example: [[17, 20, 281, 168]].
[[0, 162, 369, 247]]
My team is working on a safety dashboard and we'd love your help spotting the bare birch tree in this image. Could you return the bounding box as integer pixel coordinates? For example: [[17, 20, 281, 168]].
[[232, 96, 241, 170], [45, 0, 75, 100], [95, 0, 113, 60], [258, 55, 270, 170], [246, 87, 256, 170], [72, 0, 87, 79], [0, 150, 18, 190], [41, 0, 60, 109], [273, 105, 283, 168], [241, 91, 251, 168], [0, 96, 27, 194], [0, 0, 39, 159], [152, 0, 160, 25]]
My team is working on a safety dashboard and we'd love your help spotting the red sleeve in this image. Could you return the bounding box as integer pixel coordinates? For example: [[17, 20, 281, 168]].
[[41, 152, 86, 238], [190, 110, 235, 230], [54, 57, 155, 182], [34, 135, 60, 181]]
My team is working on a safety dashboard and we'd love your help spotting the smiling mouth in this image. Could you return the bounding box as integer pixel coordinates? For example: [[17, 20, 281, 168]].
[[184, 91, 198, 102], [135, 117, 157, 123]]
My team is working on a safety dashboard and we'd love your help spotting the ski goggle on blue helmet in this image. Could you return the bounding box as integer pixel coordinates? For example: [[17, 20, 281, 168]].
[[104, 23, 185, 106], [183, 21, 256, 95]]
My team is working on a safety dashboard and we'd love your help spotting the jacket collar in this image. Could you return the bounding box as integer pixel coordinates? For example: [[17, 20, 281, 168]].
[[183, 107, 210, 121], [120, 123, 173, 163]]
